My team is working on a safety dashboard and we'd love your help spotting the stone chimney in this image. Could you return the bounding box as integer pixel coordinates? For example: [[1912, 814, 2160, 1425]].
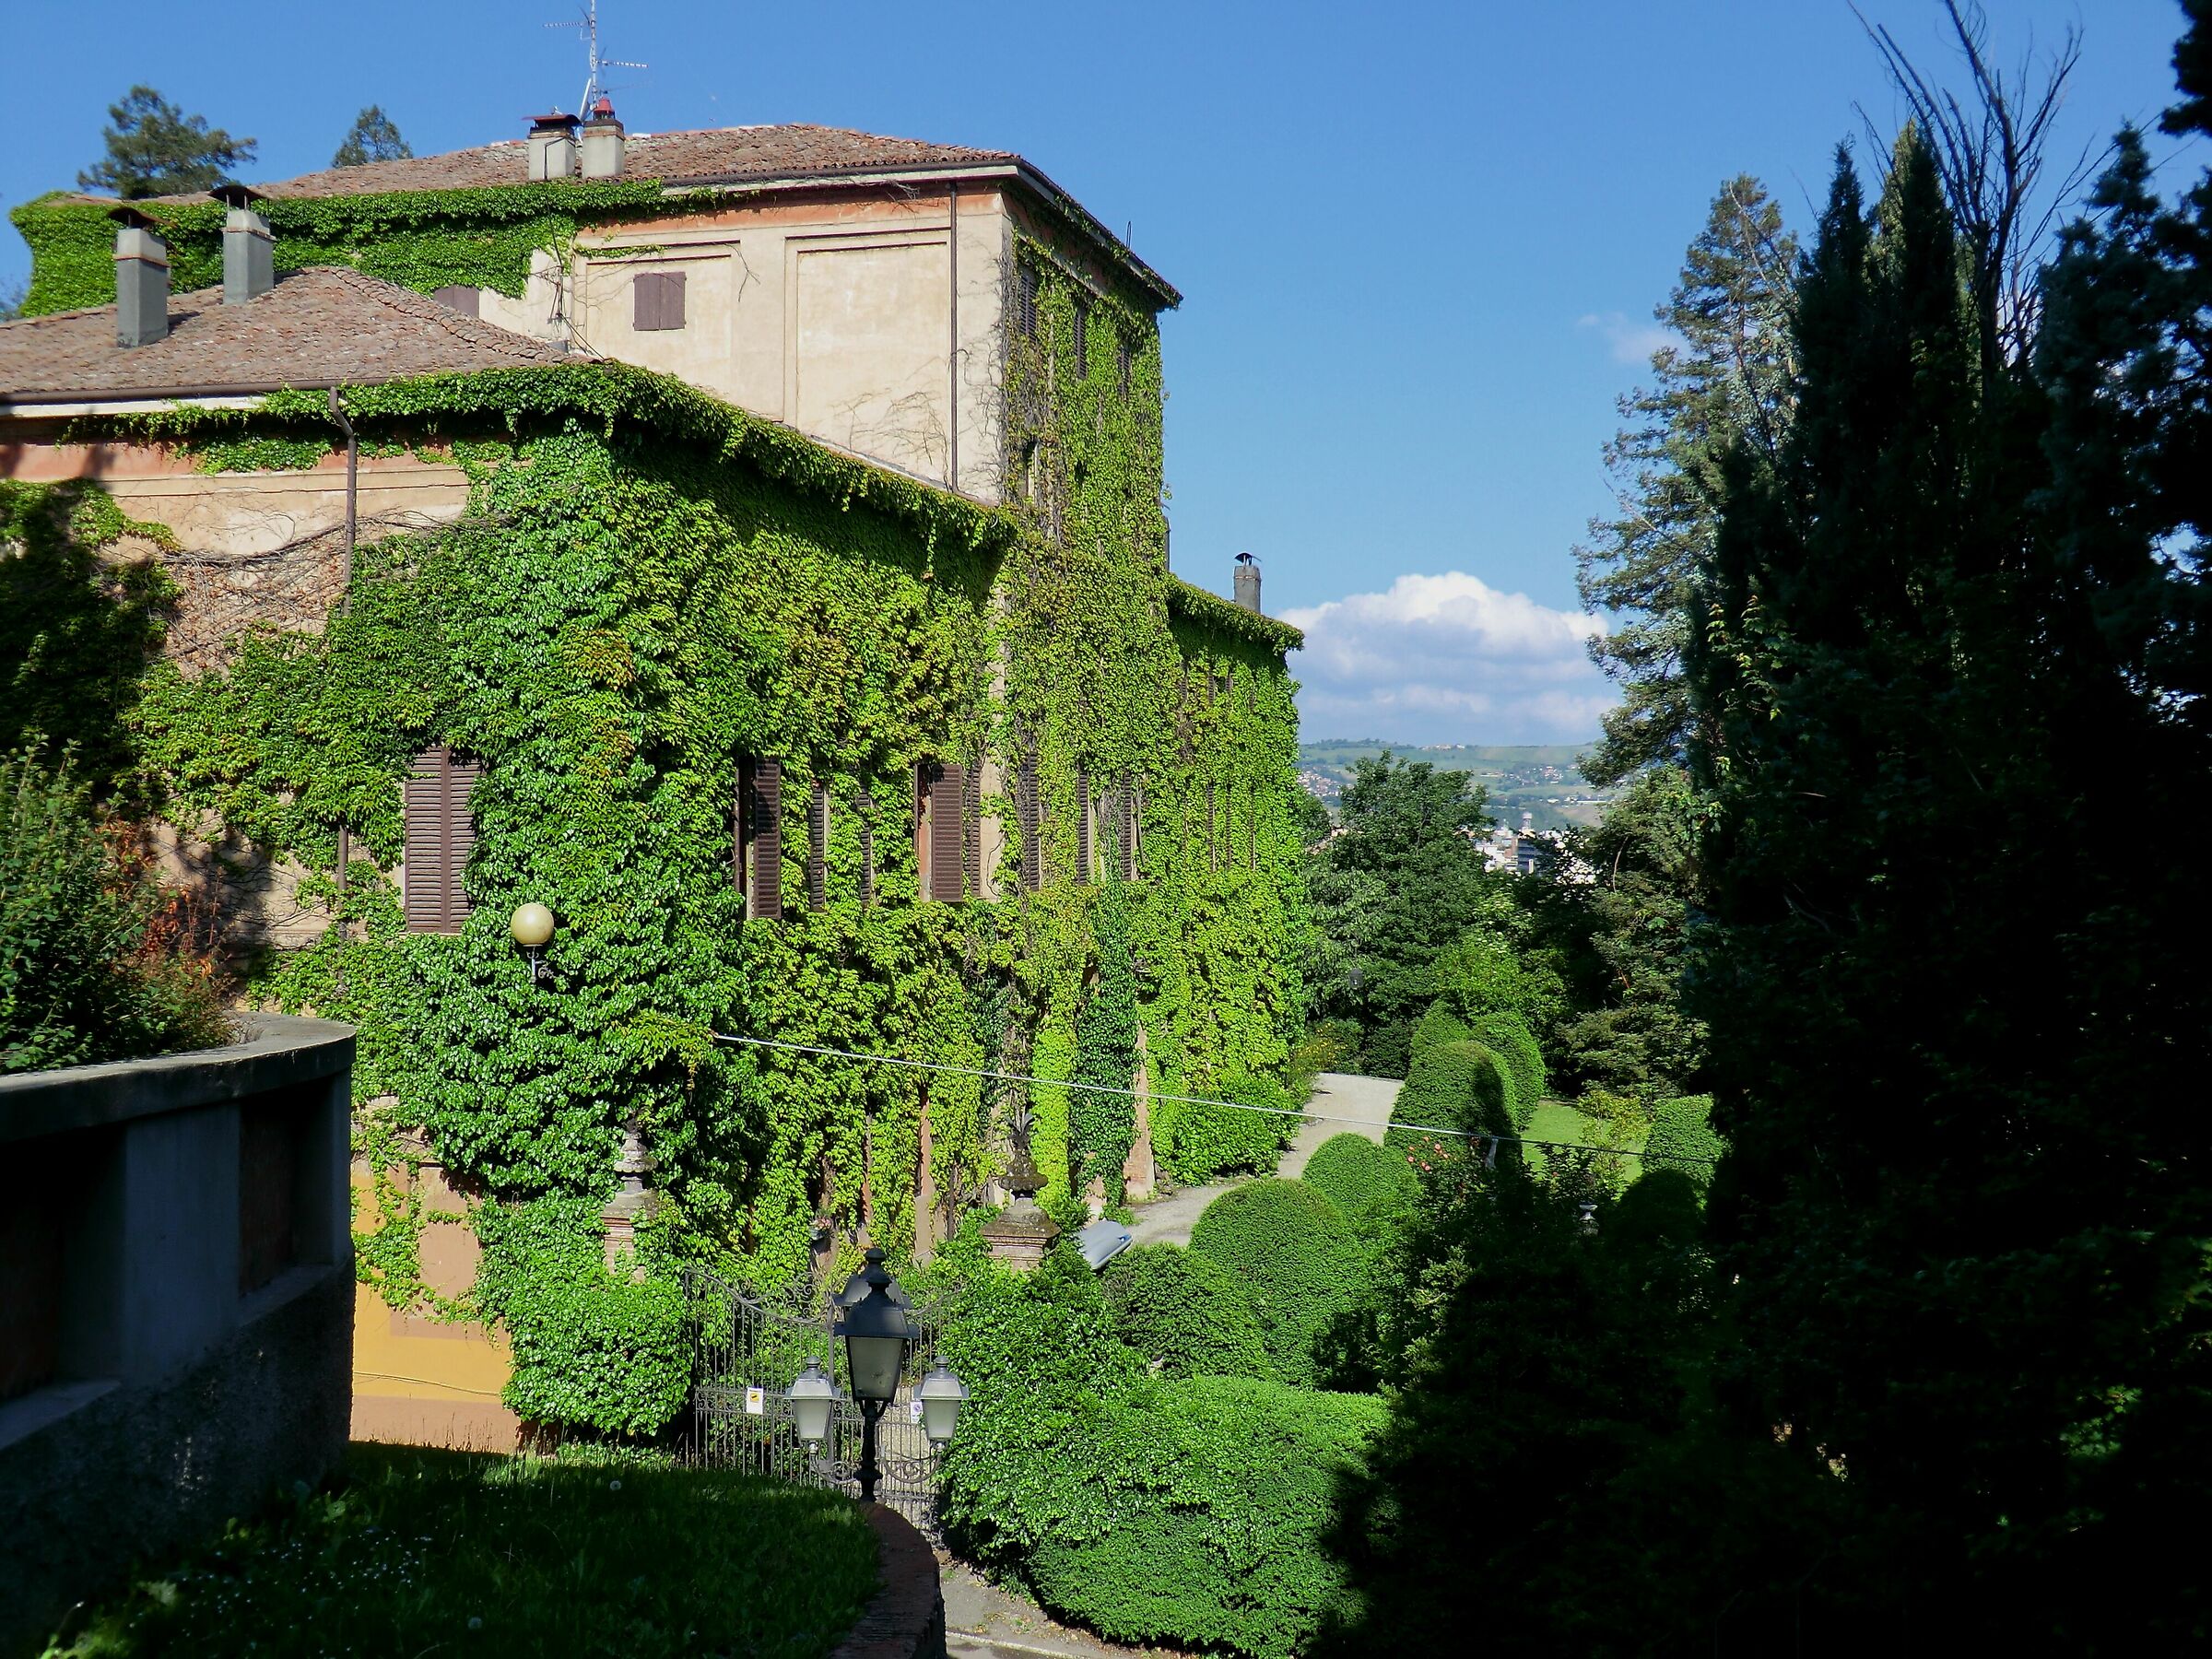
[[110, 208, 169, 348], [526, 112, 578, 182], [579, 97, 626, 180], [213, 184, 274, 304], [1233, 550, 1263, 614]]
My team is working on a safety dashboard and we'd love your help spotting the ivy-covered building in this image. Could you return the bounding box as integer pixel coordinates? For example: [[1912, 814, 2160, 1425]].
[[1, 116, 1309, 1444]]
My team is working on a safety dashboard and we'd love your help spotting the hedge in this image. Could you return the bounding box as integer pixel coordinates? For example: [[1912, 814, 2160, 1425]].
[[1300, 1133, 1416, 1235], [1101, 1244, 1275, 1381], [936, 1241, 1383, 1658], [1021, 1377, 1386, 1658], [1159, 1067, 1297, 1184], [1188, 1180, 1365, 1387], [1407, 1004, 1472, 1068], [1389, 1039, 1516, 1159], [1642, 1093, 1723, 1186], [1466, 1011, 1545, 1129]]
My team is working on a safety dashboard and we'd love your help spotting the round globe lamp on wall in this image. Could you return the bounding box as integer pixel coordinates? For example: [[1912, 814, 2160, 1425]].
[[509, 902, 555, 982]]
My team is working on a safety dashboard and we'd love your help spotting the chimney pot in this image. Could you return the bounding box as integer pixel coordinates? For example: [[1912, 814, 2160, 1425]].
[[526, 112, 579, 182], [579, 99, 626, 181], [213, 184, 274, 304], [1232, 550, 1263, 614], [110, 209, 170, 348]]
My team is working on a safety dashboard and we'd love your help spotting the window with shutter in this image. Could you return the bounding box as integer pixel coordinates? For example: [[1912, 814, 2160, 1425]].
[[737, 758, 783, 920], [1075, 769, 1092, 884], [1117, 337, 1132, 396], [404, 746, 478, 933], [634, 271, 687, 332], [1015, 262, 1038, 339], [1018, 748, 1041, 891], [807, 777, 830, 911], [431, 285, 480, 318], [1120, 777, 1138, 881], [1206, 782, 1218, 875], [1073, 302, 1088, 377], [915, 759, 966, 902]]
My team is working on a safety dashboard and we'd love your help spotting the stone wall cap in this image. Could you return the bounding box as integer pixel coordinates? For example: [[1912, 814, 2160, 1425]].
[[0, 1013, 355, 1143]]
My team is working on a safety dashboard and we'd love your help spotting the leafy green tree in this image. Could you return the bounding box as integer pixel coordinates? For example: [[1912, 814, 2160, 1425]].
[[1524, 763, 1707, 1100], [1576, 178, 1795, 785], [1305, 754, 1494, 1075], [78, 86, 256, 199], [333, 105, 414, 169], [0, 749, 231, 1073]]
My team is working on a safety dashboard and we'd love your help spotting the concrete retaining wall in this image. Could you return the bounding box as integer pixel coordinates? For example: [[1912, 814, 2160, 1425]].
[[0, 1016, 355, 1656]]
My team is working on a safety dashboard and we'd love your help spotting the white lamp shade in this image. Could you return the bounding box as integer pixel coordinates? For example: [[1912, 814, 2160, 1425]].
[[509, 902, 555, 948], [918, 1363, 969, 1444], [786, 1361, 838, 1443]]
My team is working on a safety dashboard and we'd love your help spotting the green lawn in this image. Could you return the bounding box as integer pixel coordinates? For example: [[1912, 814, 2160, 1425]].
[[1521, 1100, 1647, 1174], [42, 1444, 880, 1659]]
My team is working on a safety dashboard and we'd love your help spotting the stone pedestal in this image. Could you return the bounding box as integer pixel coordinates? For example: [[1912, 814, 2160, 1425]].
[[981, 1146, 1060, 1274], [601, 1122, 656, 1278], [1122, 1030, 1158, 1203]]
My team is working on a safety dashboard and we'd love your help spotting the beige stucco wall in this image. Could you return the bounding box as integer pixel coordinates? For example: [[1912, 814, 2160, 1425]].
[[455, 189, 1011, 501]]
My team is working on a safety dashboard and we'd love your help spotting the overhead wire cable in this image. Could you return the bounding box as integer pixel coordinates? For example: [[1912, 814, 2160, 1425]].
[[709, 1030, 1712, 1164]]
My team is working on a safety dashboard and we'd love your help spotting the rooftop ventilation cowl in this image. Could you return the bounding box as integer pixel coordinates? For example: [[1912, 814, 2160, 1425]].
[[579, 97, 625, 180]]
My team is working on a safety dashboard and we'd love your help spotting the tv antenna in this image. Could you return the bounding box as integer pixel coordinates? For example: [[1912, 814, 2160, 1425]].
[[547, 0, 647, 120]]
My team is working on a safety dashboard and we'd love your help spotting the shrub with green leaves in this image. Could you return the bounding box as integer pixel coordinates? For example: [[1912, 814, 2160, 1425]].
[[1100, 1243, 1274, 1380], [1466, 1010, 1545, 1126], [1158, 1066, 1294, 1184], [0, 748, 232, 1073], [1022, 1376, 1385, 1658], [1407, 1002, 1472, 1066], [1642, 1093, 1722, 1185], [1300, 1133, 1417, 1234], [1188, 1180, 1365, 1387], [1389, 1039, 1516, 1157], [472, 1197, 688, 1437]]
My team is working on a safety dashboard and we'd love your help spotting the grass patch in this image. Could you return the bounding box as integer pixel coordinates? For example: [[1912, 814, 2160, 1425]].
[[42, 1443, 879, 1659]]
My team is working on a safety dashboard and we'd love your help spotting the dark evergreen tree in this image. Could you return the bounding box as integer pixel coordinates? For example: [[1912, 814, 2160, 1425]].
[[333, 105, 414, 169], [78, 87, 255, 199], [1576, 177, 1796, 786], [1687, 116, 2212, 1641]]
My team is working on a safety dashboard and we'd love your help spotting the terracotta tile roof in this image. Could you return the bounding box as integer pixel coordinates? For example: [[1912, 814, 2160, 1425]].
[[0, 266, 577, 399], [116, 124, 1016, 206]]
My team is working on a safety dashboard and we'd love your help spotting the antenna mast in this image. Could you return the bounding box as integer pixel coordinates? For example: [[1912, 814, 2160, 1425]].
[[547, 0, 647, 119]]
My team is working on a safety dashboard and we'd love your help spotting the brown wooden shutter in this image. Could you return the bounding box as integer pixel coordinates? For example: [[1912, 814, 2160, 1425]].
[[1075, 768, 1092, 884], [930, 760, 967, 902], [807, 776, 830, 911], [405, 746, 477, 933], [963, 761, 982, 898], [914, 761, 935, 899], [633, 271, 688, 332], [1018, 749, 1041, 890], [743, 758, 782, 921]]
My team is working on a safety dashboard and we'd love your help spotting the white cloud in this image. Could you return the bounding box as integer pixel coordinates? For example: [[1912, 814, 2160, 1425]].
[[1578, 310, 1677, 367], [1282, 571, 1616, 745]]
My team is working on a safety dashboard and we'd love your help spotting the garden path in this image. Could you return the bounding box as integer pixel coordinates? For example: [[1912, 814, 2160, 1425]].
[[943, 1556, 1194, 1659], [1123, 1072, 1400, 1248]]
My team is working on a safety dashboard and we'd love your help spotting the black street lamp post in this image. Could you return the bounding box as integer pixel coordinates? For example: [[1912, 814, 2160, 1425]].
[[834, 1248, 920, 1504]]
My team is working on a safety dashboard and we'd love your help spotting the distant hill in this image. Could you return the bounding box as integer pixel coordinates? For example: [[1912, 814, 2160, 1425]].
[[1296, 740, 1618, 832]]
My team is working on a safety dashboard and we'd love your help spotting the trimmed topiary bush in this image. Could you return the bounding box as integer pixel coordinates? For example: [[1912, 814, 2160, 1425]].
[[1189, 1180, 1365, 1387], [1643, 1093, 1722, 1186], [1019, 1376, 1386, 1659], [1101, 1244, 1274, 1380], [1466, 1010, 1545, 1129], [1300, 1133, 1417, 1234], [1389, 1039, 1516, 1152], [1407, 1003, 1472, 1067]]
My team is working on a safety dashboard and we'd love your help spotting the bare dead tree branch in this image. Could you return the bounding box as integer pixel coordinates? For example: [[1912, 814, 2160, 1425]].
[[1851, 0, 2110, 366]]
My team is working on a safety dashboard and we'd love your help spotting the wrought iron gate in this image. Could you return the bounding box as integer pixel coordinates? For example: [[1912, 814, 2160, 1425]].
[[680, 1265, 947, 1530]]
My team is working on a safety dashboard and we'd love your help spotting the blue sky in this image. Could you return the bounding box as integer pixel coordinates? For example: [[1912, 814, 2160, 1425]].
[[2, 1, 2196, 743]]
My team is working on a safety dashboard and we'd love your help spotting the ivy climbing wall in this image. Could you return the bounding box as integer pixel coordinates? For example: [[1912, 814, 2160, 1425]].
[[41, 360, 1304, 1328]]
